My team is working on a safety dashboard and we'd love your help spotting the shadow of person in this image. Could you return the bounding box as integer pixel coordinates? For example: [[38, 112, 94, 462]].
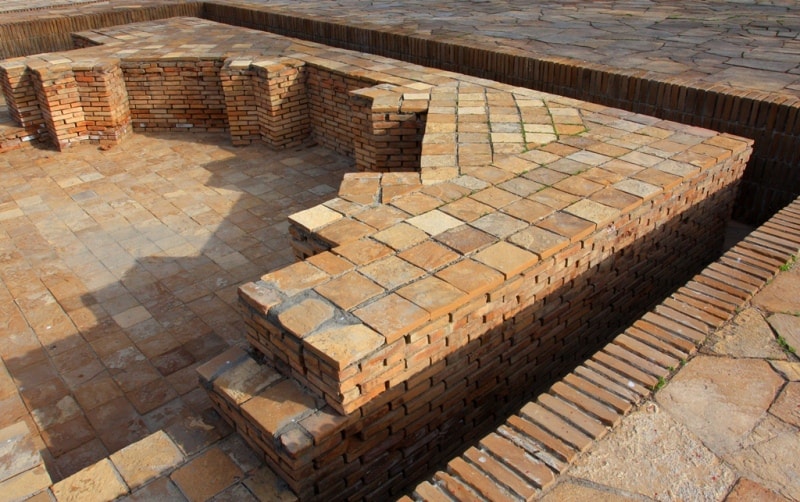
[[0, 130, 352, 480]]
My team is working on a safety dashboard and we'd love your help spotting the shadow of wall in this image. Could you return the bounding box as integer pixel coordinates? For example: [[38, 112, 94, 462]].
[[0, 131, 351, 481]]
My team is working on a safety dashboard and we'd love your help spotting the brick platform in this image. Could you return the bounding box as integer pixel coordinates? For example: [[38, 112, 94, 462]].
[[4, 4, 799, 501]]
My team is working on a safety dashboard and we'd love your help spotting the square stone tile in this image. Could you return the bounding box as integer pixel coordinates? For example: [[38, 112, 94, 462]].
[[276, 296, 336, 338], [440, 197, 495, 223], [360, 255, 426, 290], [614, 178, 661, 200], [314, 271, 384, 311], [632, 168, 682, 191], [352, 205, 409, 230], [304, 324, 385, 370], [589, 187, 643, 213], [170, 447, 243, 502], [498, 177, 544, 197], [529, 187, 580, 210], [52, 459, 128, 502], [502, 198, 553, 224], [470, 187, 521, 209], [398, 241, 460, 272], [473, 241, 539, 279], [509, 226, 570, 259], [241, 380, 319, 438], [372, 222, 430, 251], [354, 293, 430, 344], [536, 211, 596, 242], [396, 276, 468, 318], [306, 251, 355, 276], [553, 176, 604, 197], [565, 199, 620, 227], [389, 192, 442, 215], [434, 225, 496, 254], [110, 430, 184, 489], [407, 210, 463, 236], [435, 259, 504, 298], [471, 213, 528, 239], [315, 219, 375, 247], [262, 261, 329, 297], [332, 240, 393, 266]]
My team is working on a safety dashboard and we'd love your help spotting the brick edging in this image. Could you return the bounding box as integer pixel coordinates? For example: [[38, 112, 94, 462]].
[[403, 195, 800, 500]]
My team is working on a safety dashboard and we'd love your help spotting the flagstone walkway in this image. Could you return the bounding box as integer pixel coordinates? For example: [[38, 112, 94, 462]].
[[547, 261, 800, 501]]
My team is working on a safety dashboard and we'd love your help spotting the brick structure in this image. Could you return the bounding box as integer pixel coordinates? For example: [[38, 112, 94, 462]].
[[122, 59, 228, 133], [0, 16, 756, 500], [212, 123, 750, 499]]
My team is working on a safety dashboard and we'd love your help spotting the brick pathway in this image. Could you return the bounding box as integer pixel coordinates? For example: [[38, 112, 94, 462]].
[[0, 132, 351, 483]]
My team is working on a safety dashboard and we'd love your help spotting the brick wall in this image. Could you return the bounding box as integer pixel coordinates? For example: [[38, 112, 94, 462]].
[[0, 3, 203, 59], [0, 60, 46, 151], [29, 61, 85, 150], [121, 59, 228, 133], [73, 60, 131, 145], [306, 66, 366, 157], [214, 134, 751, 499], [204, 2, 798, 224]]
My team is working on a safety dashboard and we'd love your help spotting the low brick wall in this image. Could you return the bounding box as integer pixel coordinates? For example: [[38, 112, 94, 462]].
[[203, 1, 799, 224], [2, 38, 425, 159], [122, 59, 228, 133], [210, 118, 751, 499], [0, 3, 203, 59]]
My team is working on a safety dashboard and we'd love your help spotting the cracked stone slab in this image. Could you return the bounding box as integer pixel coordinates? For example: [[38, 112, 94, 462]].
[[725, 415, 800, 501], [705, 307, 787, 360], [568, 405, 735, 501], [767, 313, 800, 354], [751, 266, 800, 315], [656, 356, 784, 457]]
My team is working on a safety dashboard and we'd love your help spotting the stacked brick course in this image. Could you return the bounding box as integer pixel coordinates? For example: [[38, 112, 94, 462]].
[[73, 59, 131, 145], [123, 59, 228, 133], [208, 82, 752, 498]]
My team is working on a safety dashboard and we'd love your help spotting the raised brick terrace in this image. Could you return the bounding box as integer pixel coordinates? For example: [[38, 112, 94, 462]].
[[1, 1, 799, 501]]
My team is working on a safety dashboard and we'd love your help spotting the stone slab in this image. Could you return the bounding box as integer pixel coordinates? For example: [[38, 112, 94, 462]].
[[706, 307, 787, 360], [656, 356, 784, 457], [568, 405, 735, 501]]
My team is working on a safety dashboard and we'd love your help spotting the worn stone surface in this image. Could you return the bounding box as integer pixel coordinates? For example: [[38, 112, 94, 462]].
[[769, 382, 800, 428], [51, 459, 128, 502], [109, 430, 184, 489], [725, 478, 789, 502], [0, 421, 41, 483], [656, 356, 784, 456], [568, 406, 735, 501], [706, 307, 787, 359], [751, 266, 800, 314], [725, 415, 800, 501], [169, 447, 243, 502], [767, 313, 800, 354], [0, 464, 52, 502], [539, 480, 639, 501]]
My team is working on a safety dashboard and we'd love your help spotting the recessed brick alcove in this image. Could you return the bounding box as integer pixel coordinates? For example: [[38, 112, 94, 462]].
[[0, 16, 756, 502]]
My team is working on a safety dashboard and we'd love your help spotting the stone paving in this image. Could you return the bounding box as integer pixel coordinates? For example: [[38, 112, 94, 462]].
[[555, 262, 800, 501], [166, 0, 800, 97], [0, 131, 352, 483]]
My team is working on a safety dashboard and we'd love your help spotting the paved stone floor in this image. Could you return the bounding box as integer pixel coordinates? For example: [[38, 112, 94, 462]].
[[546, 261, 800, 501], [0, 130, 352, 482]]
